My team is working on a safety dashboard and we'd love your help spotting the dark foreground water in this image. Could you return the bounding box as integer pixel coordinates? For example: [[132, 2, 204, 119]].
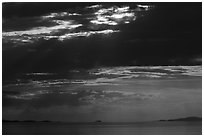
[[3, 121, 202, 135]]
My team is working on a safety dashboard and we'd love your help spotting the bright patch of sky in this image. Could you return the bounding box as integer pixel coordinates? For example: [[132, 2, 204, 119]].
[[2, 4, 154, 45]]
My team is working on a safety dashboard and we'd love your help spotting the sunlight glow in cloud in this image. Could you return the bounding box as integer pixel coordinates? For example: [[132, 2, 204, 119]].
[[86, 4, 102, 9], [58, 29, 120, 41], [3, 20, 83, 43], [90, 6, 137, 26], [111, 12, 135, 19], [90, 16, 118, 25], [2, 4, 154, 45], [89, 66, 202, 78], [3, 20, 82, 36], [137, 4, 153, 11], [42, 12, 81, 19]]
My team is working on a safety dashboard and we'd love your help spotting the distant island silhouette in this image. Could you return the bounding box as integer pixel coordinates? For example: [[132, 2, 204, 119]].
[[95, 120, 102, 123], [159, 116, 202, 122], [3, 116, 202, 123]]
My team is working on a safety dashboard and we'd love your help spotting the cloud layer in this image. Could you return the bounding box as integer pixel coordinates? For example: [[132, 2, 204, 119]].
[[3, 65, 201, 104], [2, 3, 202, 122], [3, 4, 154, 45], [3, 66, 201, 121]]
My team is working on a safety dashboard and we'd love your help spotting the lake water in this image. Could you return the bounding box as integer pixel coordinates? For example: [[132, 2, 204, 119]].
[[3, 121, 202, 135]]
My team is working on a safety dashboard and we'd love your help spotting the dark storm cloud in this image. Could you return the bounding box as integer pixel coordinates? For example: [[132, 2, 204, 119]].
[[3, 3, 152, 44], [2, 3, 89, 19], [2, 3, 202, 79]]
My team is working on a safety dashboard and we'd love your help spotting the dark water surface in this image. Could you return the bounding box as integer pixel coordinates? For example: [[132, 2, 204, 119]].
[[3, 121, 202, 135]]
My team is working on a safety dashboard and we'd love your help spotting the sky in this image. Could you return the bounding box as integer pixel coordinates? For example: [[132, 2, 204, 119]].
[[2, 3, 202, 122], [2, 3, 202, 78], [2, 66, 202, 122]]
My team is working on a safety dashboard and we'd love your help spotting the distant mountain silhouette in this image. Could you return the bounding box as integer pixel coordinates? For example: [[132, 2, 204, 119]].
[[95, 120, 102, 123], [159, 116, 202, 122]]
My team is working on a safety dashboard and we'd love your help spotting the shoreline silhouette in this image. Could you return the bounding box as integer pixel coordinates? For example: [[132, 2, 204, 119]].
[[3, 116, 202, 123]]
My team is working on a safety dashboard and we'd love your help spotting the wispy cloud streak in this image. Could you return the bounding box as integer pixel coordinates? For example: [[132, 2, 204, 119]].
[[3, 4, 154, 45]]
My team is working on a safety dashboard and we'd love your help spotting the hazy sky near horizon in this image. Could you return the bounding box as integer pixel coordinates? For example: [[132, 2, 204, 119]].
[[3, 66, 202, 122]]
